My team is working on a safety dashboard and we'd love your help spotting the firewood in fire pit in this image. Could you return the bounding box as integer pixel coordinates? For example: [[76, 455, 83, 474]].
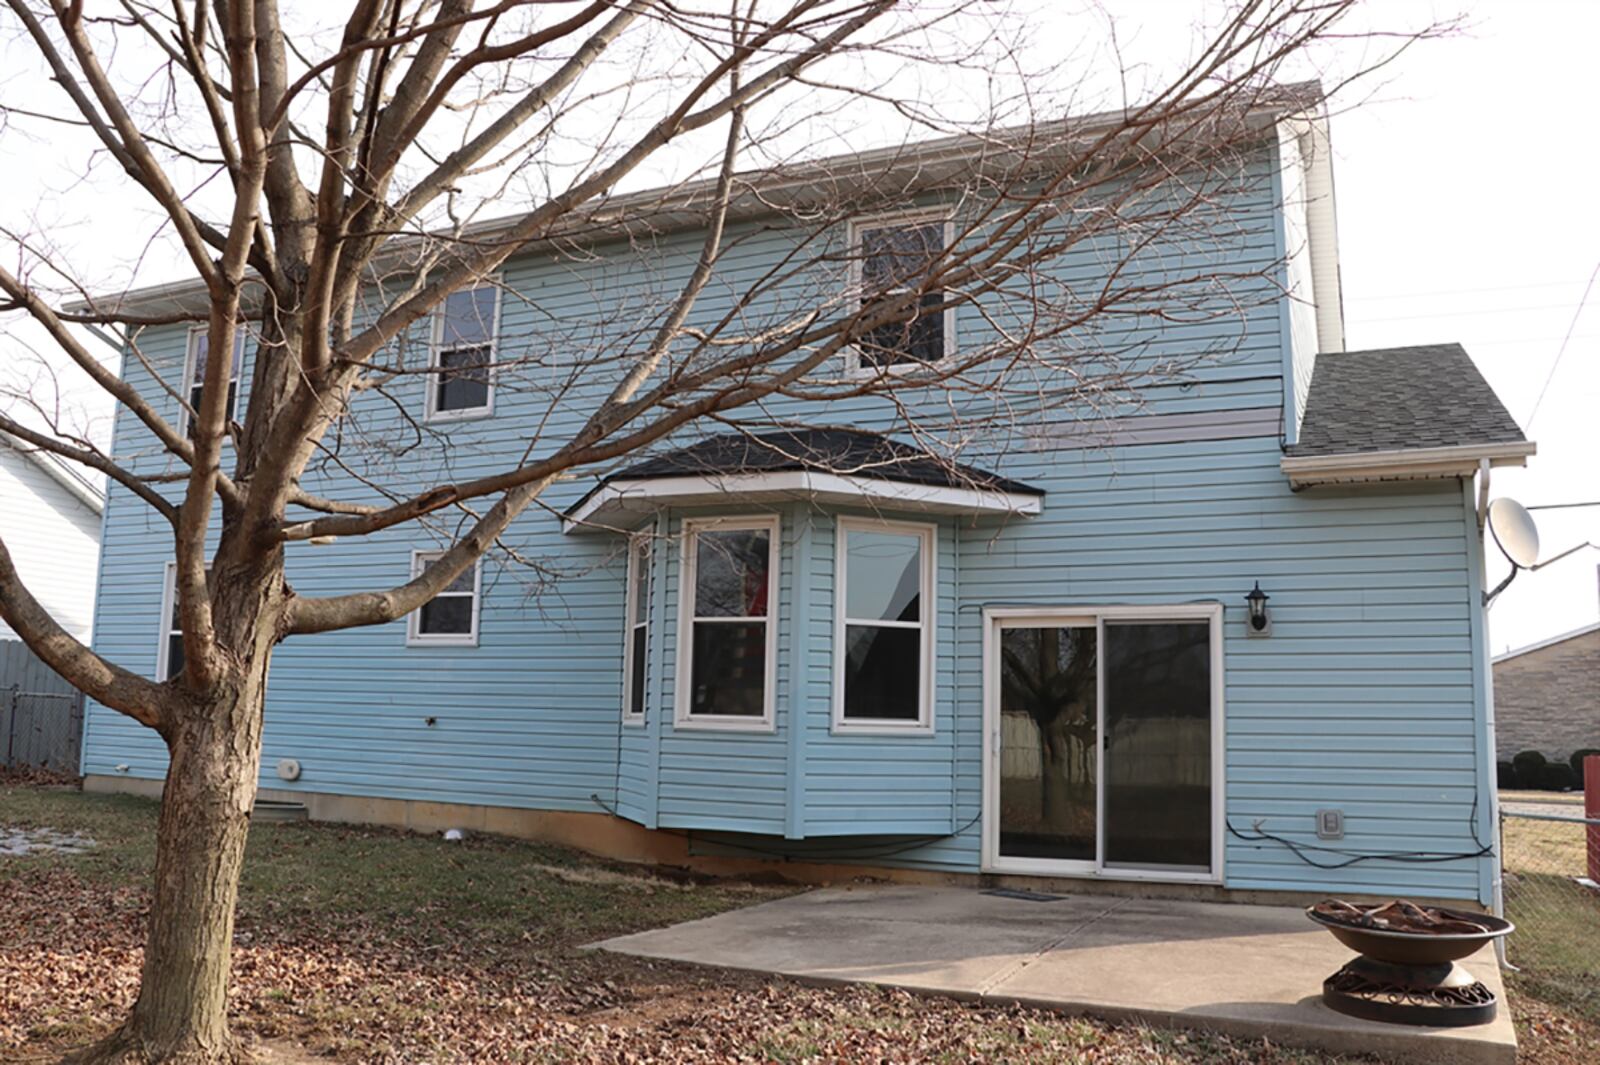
[[1312, 898, 1491, 936]]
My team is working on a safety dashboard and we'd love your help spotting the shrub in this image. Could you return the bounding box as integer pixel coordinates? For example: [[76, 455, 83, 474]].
[[1538, 762, 1578, 792], [1497, 760, 1520, 789], [1512, 750, 1548, 785], [1568, 748, 1600, 786]]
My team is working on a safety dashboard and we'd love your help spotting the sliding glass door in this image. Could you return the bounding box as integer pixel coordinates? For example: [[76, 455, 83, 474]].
[[987, 609, 1220, 881], [996, 623, 1098, 867], [1102, 621, 1213, 872]]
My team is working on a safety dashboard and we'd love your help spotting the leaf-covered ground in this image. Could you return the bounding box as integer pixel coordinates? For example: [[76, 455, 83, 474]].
[[0, 781, 1576, 1063]]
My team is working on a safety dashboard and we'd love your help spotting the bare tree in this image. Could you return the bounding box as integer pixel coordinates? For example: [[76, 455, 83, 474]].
[[0, 0, 1442, 1060]]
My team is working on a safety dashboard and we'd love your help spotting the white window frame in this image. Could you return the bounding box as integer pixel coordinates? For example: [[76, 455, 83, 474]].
[[424, 279, 501, 423], [978, 602, 1226, 885], [622, 531, 651, 725], [405, 550, 482, 647], [674, 515, 781, 732], [181, 324, 247, 437], [846, 207, 958, 375], [156, 561, 181, 681], [832, 517, 936, 735]]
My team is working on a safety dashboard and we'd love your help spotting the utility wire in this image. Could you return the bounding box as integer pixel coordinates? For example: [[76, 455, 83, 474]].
[[1347, 278, 1596, 301], [1528, 501, 1600, 511], [1528, 259, 1600, 427]]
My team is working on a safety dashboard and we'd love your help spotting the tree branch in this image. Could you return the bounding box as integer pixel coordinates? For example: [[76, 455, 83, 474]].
[[0, 262, 243, 509], [0, 416, 177, 523], [172, 0, 274, 690], [33, 0, 222, 285], [0, 534, 167, 729]]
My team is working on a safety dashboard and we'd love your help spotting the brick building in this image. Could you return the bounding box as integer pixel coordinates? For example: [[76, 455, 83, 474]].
[[1493, 621, 1600, 760]]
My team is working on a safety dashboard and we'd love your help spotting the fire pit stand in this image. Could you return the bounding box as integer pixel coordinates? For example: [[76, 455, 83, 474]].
[[1307, 903, 1513, 1028], [1322, 956, 1498, 1027]]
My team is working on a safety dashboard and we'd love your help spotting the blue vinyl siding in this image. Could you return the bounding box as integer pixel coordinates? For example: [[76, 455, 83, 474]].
[[80, 132, 1493, 900], [690, 443, 1485, 899]]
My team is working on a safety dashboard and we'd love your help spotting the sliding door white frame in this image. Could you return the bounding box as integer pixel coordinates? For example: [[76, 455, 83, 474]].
[[980, 603, 1226, 884]]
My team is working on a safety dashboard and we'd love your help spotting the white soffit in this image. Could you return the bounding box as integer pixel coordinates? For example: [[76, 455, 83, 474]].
[[562, 470, 1043, 533], [1280, 441, 1536, 489]]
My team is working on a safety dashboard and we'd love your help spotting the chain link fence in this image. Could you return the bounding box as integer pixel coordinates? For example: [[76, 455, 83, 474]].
[[1499, 808, 1600, 1017], [1, 686, 83, 774]]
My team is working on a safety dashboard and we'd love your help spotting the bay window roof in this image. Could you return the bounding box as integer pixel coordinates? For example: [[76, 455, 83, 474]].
[[562, 428, 1043, 532]]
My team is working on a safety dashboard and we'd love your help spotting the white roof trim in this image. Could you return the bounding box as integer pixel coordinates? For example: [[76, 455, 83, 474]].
[[0, 434, 105, 513], [70, 87, 1323, 317], [1493, 620, 1600, 664], [1280, 441, 1535, 489], [562, 470, 1042, 533]]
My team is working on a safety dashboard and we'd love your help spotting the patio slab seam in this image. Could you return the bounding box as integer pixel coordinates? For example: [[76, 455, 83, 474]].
[[975, 897, 1133, 996]]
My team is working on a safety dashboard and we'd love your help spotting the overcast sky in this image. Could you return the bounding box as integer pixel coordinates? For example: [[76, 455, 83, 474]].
[[1, 1, 1594, 652], [1325, 1, 1600, 653]]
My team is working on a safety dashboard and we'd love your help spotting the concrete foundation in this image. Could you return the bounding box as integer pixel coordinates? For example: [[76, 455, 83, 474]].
[[82, 774, 1477, 909]]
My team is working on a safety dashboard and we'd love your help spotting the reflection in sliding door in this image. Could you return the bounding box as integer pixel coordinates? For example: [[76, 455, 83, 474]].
[[998, 625, 1097, 862], [1103, 621, 1212, 871]]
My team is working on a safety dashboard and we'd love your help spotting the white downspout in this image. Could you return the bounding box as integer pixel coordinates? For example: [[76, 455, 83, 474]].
[[1476, 459, 1508, 966]]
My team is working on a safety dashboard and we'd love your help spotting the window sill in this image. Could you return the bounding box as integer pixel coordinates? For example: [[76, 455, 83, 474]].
[[405, 635, 480, 648], [842, 353, 954, 382], [423, 406, 495, 425], [830, 719, 935, 737], [622, 715, 648, 728], [673, 715, 777, 734]]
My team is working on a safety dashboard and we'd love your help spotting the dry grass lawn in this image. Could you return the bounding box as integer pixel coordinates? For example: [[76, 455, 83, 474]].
[[1, 781, 1591, 1063], [1499, 812, 1600, 1064]]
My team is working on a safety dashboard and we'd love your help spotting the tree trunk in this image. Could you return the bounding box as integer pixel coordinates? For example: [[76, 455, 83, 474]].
[[1040, 729, 1075, 830], [73, 679, 267, 1065]]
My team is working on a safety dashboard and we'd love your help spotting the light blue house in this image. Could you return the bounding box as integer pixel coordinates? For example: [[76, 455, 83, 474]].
[[79, 98, 1534, 904]]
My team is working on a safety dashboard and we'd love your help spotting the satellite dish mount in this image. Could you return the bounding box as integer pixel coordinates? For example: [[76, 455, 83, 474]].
[[1484, 497, 1598, 607]]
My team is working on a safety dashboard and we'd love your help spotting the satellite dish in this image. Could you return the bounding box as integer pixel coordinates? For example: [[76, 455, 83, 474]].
[[1487, 498, 1540, 569]]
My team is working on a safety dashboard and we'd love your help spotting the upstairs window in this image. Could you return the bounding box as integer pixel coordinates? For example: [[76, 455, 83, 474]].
[[623, 534, 651, 723], [853, 213, 953, 370], [183, 326, 246, 436], [407, 551, 481, 646], [427, 283, 498, 419], [677, 517, 778, 729], [835, 519, 934, 731]]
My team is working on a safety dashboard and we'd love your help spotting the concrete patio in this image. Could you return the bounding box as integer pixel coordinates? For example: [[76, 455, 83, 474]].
[[593, 885, 1516, 1065]]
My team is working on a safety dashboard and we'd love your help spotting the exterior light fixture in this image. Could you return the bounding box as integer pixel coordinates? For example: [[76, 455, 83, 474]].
[[1245, 581, 1271, 637]]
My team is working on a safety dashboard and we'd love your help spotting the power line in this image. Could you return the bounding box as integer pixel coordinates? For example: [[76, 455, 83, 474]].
[[1346, 278, 1594, 302], [1528, 501, 1600, 511], [1357, 302, 1580, 325], [1528, 259, 1600, 427]]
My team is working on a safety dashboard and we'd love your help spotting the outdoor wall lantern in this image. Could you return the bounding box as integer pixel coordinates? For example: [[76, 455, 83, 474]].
[[1245, 581, 1272, 637]]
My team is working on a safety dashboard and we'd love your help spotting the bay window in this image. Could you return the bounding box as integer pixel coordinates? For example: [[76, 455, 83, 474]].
[[835, 518, 934, 732], [623, 533, 651, 722], [676, 517, 778, 729]]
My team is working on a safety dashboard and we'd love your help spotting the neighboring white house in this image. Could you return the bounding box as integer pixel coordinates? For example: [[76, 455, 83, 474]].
[[0, 433, 104, 646]]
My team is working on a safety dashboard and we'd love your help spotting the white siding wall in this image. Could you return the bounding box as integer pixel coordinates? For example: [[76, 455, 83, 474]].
[[0, 444, 102, 645], [1278, 124, 1318, 439]]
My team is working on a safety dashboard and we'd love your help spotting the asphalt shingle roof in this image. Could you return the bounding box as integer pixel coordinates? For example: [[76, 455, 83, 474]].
[[1287, 343, 1528, 458], [597, 428, 1042, 496]]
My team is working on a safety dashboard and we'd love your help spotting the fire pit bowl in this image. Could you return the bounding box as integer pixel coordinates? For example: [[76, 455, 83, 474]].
[[1306, 900, 1513, 1027], [1307, 906, 1513, 965]]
